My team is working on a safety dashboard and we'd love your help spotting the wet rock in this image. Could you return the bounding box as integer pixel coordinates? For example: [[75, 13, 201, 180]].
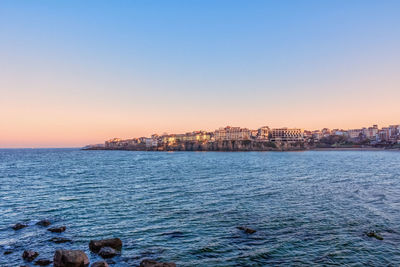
[[48, 226, 66, 233], [4, 250, 13, 255], [22, 250, 39, 262], [54, 249, 89, 267], [91, 261, 109, 267], [366, 231, 383, 240], [237, 226, 256, 234], [36, 219, 51, 227], [50, 237, 72, 243], [12, 223, 28, 230], [89, 238, 122, 253], [98, 247, 117, 259], [140, 259, 176, 267], [34, 259, 52, 266]]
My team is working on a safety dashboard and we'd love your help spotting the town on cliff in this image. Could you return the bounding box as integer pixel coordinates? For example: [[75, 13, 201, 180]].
[[85, 124, 400, 151]]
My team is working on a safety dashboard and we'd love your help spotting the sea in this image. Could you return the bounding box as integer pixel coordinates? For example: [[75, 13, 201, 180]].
[[0, 149, 400, 266]]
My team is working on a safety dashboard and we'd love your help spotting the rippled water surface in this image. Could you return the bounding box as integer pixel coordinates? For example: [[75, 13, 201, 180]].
[[1, 149, 400, 266]]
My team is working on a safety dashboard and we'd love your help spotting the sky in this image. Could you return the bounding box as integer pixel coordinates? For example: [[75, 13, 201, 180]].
[[1, 0, 399, 148]]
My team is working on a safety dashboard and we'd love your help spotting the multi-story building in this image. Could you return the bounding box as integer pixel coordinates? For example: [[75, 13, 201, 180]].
[[321, 128, 331, 138], [362, 125, 379, 140], [185, 131, 212, 142], [332, 129, 348, 136], [257, 126, 270, 140], [169, 131, 212, 143], [105, 138, 123, 148], [145, 138, 158, 148], [270, 128, 303, 142], [214, 126, 251, 141], [378, 128, 390, 142], [348, 129, 363, 139], [105, 138, 139, 148], [388, 125, 400, 141]]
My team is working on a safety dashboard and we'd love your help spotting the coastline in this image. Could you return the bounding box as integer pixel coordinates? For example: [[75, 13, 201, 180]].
[[83, 146, 400, 152]]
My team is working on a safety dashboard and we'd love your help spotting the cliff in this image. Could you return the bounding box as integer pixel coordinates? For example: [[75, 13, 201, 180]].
[[85, 140, 307, 152]]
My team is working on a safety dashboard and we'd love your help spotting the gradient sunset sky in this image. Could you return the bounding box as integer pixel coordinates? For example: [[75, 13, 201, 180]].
[[1, 0, 399, 148]]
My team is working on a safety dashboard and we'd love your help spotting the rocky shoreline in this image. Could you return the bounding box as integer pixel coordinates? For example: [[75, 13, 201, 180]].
[[84, 140, 400, 152], [84, 140, 307, 152]]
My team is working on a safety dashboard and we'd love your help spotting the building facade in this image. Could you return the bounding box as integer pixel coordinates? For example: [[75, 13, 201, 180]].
[[270, 128, 303, 142], [214, 126, 251, 141]]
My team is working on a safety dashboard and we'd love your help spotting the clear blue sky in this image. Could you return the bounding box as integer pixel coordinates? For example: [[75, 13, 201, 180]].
[[1, 0, 399, 147]]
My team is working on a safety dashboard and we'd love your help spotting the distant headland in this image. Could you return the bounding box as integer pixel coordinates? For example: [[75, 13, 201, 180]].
[[84, 124, 400, 152]]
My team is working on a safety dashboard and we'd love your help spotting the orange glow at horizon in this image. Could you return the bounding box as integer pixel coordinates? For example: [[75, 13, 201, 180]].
[[1, 1, 400, 148]]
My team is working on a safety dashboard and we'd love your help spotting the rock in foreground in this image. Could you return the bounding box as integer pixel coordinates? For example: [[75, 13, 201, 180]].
[[89, 238, 122, 253], [366, 231, 383, 240], [36, 220, 51, 227], [54, 249, 89, 267], [22, 250, 39, 262], [98, 247, 117, 259], [140, 259, 176, 267], [237, 226, 256, 234], [13, 223, 28, 230], [48, 226, 66, 233], [91, 261, 109, 267]]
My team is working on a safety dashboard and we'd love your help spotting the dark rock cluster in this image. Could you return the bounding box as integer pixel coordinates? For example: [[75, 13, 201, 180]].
[[12, 223, 28, 230], [365, 231, 384, 240], [8, 220, 177, 266], [48, 226, 66, 233], [237, 226, 256, 234]]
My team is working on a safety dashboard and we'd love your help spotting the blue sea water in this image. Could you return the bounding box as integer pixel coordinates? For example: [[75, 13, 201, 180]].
[[0, 149, 400, 266]]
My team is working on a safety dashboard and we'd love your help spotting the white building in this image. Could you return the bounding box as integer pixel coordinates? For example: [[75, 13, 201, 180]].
[[270, 128, 303, 142]]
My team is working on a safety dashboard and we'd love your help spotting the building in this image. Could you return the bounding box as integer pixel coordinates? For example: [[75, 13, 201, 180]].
[[378, 128, 390, 142], [145, 138, 158, 148], [361, 125, 378, 140], [270, 128, 303, 142], [257, 126, 270, 140], [388, 125, 400, 141], [214, 126, 251, 141], [347, 129, 363, 139], [321, 128, 331, 138], [105, 138, 123, 148]]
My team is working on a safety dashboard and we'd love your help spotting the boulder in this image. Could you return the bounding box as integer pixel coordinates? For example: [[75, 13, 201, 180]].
[[98, 247, 117, 259], [34, 259, 52, 266], [91, 261, 109, 267], [48, 226, 66, 233], [237, 226, 256, 234], [366, 231, 383, 240], [22, 250, 39, 262], [54, 250, 89, 267], [50, 237, 72, 243], [89, 238, 122, 253], [140, 259, 176, 267], [13, 223, 28, 230], [36, 220, 51, 227]]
